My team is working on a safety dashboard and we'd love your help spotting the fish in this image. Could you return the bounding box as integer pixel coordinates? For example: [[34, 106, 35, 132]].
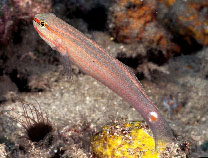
[[33, 13, 174, 149]]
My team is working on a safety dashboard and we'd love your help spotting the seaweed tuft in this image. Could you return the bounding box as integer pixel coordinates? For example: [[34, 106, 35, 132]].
[[10, 98, 53, 143]]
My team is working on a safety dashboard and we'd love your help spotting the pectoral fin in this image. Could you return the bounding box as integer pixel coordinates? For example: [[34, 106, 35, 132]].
[[59, 51, 72, 79]]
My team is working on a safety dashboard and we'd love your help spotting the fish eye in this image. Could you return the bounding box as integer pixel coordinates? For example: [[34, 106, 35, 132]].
[[40, 20, 46, 28]]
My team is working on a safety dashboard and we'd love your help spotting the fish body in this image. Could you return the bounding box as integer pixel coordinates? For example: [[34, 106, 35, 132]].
[[33, 13, 174, 149]]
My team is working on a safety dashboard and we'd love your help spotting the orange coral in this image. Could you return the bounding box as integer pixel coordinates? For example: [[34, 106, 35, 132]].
[[158, 0, 208, 46], [158, 0, 176, 7], [109, 0, 180, 57]]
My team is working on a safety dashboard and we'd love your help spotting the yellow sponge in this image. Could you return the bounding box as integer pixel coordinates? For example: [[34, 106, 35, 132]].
[[91, 121, 166, 158]]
